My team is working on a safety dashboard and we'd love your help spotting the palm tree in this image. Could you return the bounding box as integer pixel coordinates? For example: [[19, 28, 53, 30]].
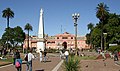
[[2, 8, 14, 49], [87, 23, 94, 31], [87, 23, 94, 48], [2, 8, 14, 28], [24, 23, 33, 50], [96, 2, 109, 50]]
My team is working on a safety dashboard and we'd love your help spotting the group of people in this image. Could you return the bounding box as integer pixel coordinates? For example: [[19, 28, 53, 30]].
[[39, 49, 47, 63], [98, 49, 119, 61], [13, 49, 48, 71], [13, 49, 35, 71], [0, 48, 12, 57], [13, 49, 22, 71]]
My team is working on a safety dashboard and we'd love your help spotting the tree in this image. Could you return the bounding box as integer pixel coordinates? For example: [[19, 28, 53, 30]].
[[2, 8, 14, 28], [86, 33, 90, 45], [24, 23, 33, 50], [86, 3, 120, 51], [105, 13, 120, 44], [87, 23, 94, 48], [13, 26, 26, 47], [87, 23, 94, 31], [96, 2, 109, 50], [2, 8, 14, 49], [91, 27, 101, 48], [2, 27, 13, 48], [1, 26, 25, 49]]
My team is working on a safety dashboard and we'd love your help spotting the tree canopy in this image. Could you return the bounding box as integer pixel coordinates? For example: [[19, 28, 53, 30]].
[[0, 26, 25, 49], [86, 3, 120, 50], [2, 8, 14, 28]]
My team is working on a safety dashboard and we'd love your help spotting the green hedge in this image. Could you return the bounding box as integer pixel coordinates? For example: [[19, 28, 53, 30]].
[[108, 45, 120, 52], [46, 49, 59, 53]]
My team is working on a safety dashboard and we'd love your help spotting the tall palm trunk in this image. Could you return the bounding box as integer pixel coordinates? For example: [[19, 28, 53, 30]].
[[101, 21, 104, 51], [7, 16, 9, 28], [6, 16, 9, 49], [90, 35, 92, 49], [28, 30, 29, 50]]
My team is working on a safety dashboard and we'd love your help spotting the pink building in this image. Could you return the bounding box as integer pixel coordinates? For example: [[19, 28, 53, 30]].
[[23, 32, 90, 50]]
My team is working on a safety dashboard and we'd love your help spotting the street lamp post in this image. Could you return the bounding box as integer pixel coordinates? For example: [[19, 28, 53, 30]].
[[72, 13, 80, 53]]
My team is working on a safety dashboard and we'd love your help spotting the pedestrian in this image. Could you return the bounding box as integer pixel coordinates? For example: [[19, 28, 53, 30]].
[[64, 50, 69, 62], [3, 48, 7, 57], [26, 50, 35, 71], [59, 50, 64, 59], [114, 51, 119, 61], [15, 49, 22, 71], [39, 50, 42, 62], [109, 52, 113, 59], [100, 51, 106, 60], [13, 49, 17, 65], [0, 49, 2, 55], [43, 49, 47, 63]]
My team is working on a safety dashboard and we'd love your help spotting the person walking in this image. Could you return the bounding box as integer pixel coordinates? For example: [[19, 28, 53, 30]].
[[39, 50, 42, 62], [114, 51, 119, 61], [26, 50, 35, 71], [64, 50, 69, 62], [15, 49, 22, 71], [43, 50, 47, 63], [13, 49, 17, 65]]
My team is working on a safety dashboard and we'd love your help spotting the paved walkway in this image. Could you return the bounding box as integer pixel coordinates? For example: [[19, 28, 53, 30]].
[[0, 53, 62, 71], [58, 51, 120, 71], [80, 51, 120, 71], [1, 51, 120, 71], [80, 58, 120, 71]]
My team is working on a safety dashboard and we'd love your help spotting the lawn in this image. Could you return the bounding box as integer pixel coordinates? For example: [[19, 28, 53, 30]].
[[0, 55, 13, 66], [78, 56, 96, 60], [0, 53, 25, 66]]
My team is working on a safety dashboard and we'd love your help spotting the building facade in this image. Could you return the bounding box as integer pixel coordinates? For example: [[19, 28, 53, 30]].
[[23, 32, 90, 50]]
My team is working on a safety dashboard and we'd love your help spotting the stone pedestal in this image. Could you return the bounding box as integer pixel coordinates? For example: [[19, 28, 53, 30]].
[[37, 38, 46, 52]]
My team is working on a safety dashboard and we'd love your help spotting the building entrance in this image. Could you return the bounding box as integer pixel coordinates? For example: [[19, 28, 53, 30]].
[[62, 42, 67, 49]]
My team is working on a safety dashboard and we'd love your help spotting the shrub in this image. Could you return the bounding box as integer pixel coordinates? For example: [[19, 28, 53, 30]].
[[64, 56, 80, 71], [46, 49, 58, 53]]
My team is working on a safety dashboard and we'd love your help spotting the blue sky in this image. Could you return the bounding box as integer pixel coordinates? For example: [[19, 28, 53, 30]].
[[0, 0, 120, 37]]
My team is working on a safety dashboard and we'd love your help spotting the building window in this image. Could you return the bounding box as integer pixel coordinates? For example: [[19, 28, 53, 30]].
[[57, 37, 59, 39], [71, 37, 73, 39], [62, 37, 68, 39]]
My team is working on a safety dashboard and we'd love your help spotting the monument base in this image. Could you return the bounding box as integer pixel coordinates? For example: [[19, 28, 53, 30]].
[[37, 41, 45, 53]]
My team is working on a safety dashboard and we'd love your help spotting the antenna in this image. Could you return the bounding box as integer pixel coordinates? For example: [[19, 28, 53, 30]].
[[61, 25, 62, 34], [64, 26, 66, 33]]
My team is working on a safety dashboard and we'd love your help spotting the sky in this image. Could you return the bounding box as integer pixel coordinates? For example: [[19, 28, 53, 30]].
[[0, 0, 120, 38]]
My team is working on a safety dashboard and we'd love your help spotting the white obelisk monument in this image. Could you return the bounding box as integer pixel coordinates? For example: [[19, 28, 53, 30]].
[[37, 8, 45, 52]]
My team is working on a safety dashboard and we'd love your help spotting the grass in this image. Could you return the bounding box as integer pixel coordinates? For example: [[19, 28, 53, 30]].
[[0, 55, 13, 66], [78, 56, 96, 60], [0, 53, 25, 66], [0, 55, 13, 62]]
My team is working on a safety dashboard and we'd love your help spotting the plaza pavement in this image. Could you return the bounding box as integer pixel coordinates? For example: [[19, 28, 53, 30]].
[[58, 51, 120, 71], [1, 51, 120, 71], [80, 51, 120, 71], [0, 53, 62, 71], [80, 58, 120, 71]]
